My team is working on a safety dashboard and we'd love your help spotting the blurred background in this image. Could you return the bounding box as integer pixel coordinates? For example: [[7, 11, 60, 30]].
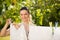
[[0, 0, 60, 29], [0, 0, 60, 40]]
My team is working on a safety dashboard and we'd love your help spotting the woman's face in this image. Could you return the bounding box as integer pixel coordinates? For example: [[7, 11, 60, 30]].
[[20, 10, 29, 22]]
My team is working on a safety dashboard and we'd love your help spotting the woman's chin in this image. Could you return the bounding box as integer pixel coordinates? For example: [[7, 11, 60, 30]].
[[22, 19, 29, 22], [23, 20, 28, 22], [22, 20, 26, 22]]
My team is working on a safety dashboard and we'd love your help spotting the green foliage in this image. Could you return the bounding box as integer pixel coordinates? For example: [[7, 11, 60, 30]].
[[0, 0, 60, 29]]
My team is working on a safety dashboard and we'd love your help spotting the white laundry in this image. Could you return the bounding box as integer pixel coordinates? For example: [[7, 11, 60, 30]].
[[10, 23, 27, 40], [10, 23, 52, 40], [54, 27, 60, 40]]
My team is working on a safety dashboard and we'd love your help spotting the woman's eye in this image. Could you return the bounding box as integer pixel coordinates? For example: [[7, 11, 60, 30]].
[[25, 13, 28, 15], [25, 14, 27, 15]]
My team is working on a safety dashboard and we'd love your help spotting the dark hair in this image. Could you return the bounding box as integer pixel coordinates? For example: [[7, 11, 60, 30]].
[[20, 7, 30, 14]]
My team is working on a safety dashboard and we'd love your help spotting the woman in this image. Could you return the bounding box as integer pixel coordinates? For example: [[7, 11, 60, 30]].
[[0, 7, 34, 40]]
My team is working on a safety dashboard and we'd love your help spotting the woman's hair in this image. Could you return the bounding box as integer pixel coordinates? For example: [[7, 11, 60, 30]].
[[20, 7, 30, 14]]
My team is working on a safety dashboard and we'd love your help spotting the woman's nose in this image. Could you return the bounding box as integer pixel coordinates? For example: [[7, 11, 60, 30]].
[[22, 15, 25, 18]]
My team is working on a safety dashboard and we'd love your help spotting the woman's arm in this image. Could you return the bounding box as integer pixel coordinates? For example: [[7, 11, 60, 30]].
[[0, 24, 10, 37], [0, 19, 11, 37], [0, 31, 0, 36]]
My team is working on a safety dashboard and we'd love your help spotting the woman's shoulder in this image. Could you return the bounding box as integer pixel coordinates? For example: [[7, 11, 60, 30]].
[[10, 22, 22, 27]]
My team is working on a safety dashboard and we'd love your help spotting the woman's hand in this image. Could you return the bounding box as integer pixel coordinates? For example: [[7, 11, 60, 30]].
[[5, 18, 11, 26], [13, 22, 20, 29]]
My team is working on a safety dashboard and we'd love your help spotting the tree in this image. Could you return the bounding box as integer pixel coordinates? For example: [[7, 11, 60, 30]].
[[0, 0, 60, 29]]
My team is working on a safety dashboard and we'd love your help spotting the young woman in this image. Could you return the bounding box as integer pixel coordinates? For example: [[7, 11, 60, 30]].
[[0, 7, 34, 40]]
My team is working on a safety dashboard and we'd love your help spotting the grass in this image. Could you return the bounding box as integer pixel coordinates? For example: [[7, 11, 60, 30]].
[[0, 36, 10, 40]]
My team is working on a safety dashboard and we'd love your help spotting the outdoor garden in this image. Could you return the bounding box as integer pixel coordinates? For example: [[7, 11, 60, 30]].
[[0, 0, 60, 40]]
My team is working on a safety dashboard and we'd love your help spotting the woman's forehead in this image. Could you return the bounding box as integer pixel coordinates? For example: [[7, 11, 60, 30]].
[[20, 10, 29, 14]]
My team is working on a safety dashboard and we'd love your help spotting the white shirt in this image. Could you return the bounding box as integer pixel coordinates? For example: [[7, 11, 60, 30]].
[[10, 23, 34, 40]]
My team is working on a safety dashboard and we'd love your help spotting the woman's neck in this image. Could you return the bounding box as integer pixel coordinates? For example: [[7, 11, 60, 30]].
[[23, 21, 29, 25], [23, 20, 30, 24]]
